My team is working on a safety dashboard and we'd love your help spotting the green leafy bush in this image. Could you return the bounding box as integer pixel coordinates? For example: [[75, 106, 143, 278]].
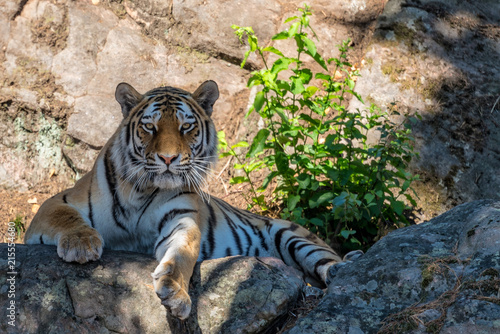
[[219, 5, 419, 252]]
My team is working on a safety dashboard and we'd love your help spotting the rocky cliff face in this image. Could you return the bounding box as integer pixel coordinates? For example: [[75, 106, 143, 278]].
[[3, 0, 497, 217], [0, 0, 379, 190], [1, 200, 499, 333]]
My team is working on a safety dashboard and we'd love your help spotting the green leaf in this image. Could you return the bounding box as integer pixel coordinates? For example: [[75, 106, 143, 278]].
[[288, 195, 301, 211], [340, 229, 356, 239], [315, 73, 331, 81], [346, 77, 355, 90], [331, 195, 346, 208], [402, 179, 411, 192], [304, 85, 318, 97], [230, 176, 249, 185], [291, 77, 305, 95], [305, 49, 328, 71], [272, 31, 290, 40], [275, 109, 290, 124], [349, 236, 362, 245], [275, 151, 290, 174], [261, 171, 279, 190], [219, 152, 234, 158], [231, 141, 249, 149], [288, 22, 300, 37], [405, 194, 417, 207], [262, 46, 284, 57], [302, 36, 317, 56], [309, 192, 334, 208], [364, 193, 375, 204], [296, 173, 311, 189], [246, 160, 265, 172], [233, 163, 245, 169], [351, 91, 364, 104], [253, 195, 267, 208], [392, 200, 405, 216], [339, 170, 352, 186], [248, 35, 258, 51], [327, 168, 339, 181], [276, 80, 291, 94], [284, 16, 299, 24], [247, 129, 270, 157], [299, 113, 320, 127], [253, 91, 266, 113], [271, 57, 294, 75], [309, 218, 324, 227]]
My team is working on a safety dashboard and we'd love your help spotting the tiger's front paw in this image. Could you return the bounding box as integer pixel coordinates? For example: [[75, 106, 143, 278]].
[[152, 262, 192, 320], [57, 227, 103, 264]]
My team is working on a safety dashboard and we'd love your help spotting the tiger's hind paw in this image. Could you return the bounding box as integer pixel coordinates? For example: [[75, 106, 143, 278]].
[[152, 262, 192, 320], [326, 250, 364, 285], [57, 227, 103, 264], [326, 262, 348, 285], [343, 249, 364, 262]]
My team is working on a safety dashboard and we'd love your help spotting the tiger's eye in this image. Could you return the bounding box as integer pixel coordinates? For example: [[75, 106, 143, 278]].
[[143, 123, 155, 131], [181, 123, 192, 130]]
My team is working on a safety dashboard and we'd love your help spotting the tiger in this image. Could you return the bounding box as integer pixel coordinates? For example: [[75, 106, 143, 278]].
[[25, 80, 349, 320]]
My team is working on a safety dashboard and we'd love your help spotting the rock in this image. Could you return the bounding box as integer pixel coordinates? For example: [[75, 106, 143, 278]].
[[289, 0, 387, 23], [0, 245, 304, 334], [168, 256, 304, 334], [169, 0, 281, 69], [0, 102, 67, 191], [51, 1, 118, 97], [61, 137, 100, 175], [286, 200, 500, 333], [123, 0, 174, 38], [0, 244, 169, 334], [68, 95, 121, 148], [348, 0, 500, 219]]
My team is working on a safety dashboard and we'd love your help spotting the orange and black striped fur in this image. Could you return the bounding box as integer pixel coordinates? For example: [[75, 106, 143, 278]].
[[25, 81, 343, 319]]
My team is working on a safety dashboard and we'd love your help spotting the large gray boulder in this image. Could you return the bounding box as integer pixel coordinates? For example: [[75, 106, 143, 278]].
[[0, 244, 304, 334], [287, 200, 500, 333], [168, 256, 304, 334]]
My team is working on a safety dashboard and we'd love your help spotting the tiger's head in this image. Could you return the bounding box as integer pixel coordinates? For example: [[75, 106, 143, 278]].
[[113, 81, 219, 195]]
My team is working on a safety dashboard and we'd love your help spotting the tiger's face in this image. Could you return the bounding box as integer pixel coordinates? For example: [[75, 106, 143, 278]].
[[114, 81, 219, 194]]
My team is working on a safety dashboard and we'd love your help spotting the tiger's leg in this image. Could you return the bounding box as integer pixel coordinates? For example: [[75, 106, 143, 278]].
[[24, 194, 103, 264], [152, 215, 201, 320], [267, 219, 343, 287]]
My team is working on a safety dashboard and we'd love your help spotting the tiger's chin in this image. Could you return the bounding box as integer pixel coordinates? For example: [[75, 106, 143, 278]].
[[152, 172, 185, 190]]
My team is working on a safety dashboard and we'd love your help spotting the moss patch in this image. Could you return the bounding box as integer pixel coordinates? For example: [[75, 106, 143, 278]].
[[0, 97, 75, 188]]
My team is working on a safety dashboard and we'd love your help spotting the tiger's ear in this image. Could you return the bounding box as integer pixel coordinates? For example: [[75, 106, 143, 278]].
[[115, 83, 143, 118], [192, 80, 219, 117]]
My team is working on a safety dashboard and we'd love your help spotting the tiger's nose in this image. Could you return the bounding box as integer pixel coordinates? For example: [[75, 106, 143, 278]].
[[158, 154, 178, 166]]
